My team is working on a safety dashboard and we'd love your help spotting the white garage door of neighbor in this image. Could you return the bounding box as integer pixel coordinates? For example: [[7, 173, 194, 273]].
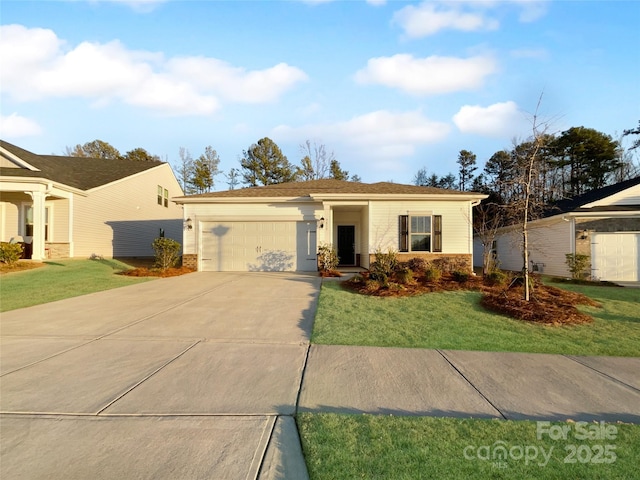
[[200, 221, 317, 272], [591, 232, 640, 281]]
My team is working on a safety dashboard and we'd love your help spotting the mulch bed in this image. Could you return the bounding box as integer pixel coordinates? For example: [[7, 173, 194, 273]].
[[119, 266, 195, 278], [342, 271, 600, 326]]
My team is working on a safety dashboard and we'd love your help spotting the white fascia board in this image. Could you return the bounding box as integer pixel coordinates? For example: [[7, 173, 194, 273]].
[[311, 193, 488, 202], [0, 146, 40, 171], [564, 210, 640, 218], [0, 177, 86, 197], [581, 184, 640, 208], [173, 196, 316, 205]]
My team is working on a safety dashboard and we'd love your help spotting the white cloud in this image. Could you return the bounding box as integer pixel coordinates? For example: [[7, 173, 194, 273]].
[[0, 24, 307, 116], [393, 2, 499, 37], [354, 54, 497, 95], [167, 57, 308, 104], [274, 109, 450, 171], [453, 101, 528, 137], [0, 113, 43, 138], [393, 1, 547, 38]]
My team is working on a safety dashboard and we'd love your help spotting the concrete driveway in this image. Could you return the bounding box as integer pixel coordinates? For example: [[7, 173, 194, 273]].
[[0, 272, 319, 480]]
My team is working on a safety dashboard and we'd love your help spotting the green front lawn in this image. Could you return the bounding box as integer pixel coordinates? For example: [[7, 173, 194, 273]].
[[298, 413, 640, 480], [0, 259, 153, 312], [312, 281, 640, 356]]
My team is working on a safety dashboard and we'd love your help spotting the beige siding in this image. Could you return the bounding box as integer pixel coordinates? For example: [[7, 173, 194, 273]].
[[495, 220, 572, 277], [73, 164, 183, 257], [183, 202, 321, 256], [368, 200, 473, 254], [0, 194, 22, 242]]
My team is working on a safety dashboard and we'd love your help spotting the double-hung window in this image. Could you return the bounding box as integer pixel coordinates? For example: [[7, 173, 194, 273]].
[[158, 186, 169, 207], [399, 214, 442, 252]]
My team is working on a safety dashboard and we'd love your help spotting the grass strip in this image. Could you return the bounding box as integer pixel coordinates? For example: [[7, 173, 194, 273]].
[[312, 281, 640, 356], [298, 413, 640, 480]]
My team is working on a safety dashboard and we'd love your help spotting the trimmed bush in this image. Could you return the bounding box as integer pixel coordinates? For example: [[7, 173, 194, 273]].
[[452, 270, 470, 283], [395, 268, 414, 285], [423, 266, 441, 282], [565, 253, 591, 280], [0, 242, 23, 266], [370, 248, 398, 278], [407, 257, 429, 272], [152, 237, 181, 270], [318, 243, 339, 272], [484, 270, 507, 287]]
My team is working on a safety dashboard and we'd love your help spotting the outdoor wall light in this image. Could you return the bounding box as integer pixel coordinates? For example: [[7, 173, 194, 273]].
[[318, 217, 325, 229], [579, 229, 588, 240], [184, 218, 193, 230]]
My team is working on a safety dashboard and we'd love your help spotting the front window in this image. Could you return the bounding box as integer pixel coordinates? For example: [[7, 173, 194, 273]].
[[23, 205, 49, 240], [410, 215, 431, 251]]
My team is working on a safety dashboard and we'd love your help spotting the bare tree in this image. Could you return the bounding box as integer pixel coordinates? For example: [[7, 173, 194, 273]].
[[509, 93, 551, 301], [473, 197, 506, 275], [298, 140, 336, 180], [175, 147, 195, 194]]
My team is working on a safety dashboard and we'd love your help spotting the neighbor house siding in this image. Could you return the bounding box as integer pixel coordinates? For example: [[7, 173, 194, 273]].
[[73, 164, 183, 258], [495, 220, 572, 277], [368, 200, 471, 254], [0, 194, 22, 241]]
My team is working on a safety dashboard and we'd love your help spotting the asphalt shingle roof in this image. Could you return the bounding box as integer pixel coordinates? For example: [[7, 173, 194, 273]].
[[545, 176, 640, 216], [0, 140, 162, 191], [175, 179, 472, 199]]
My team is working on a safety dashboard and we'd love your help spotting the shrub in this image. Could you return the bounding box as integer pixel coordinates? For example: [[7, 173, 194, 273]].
[[395, 267, 414, 285], [317, 243, 339, 272], [370, 248, 398, 277], [484, 270, 507, 287], [407, 257, 429, 272], [423, 266, 441, 282], [565, 253, 591, 280], [369, 271, 388, 286], [152, 237, 181, 270], [452, 270, 470, 283], [0, 242, 23, 266]]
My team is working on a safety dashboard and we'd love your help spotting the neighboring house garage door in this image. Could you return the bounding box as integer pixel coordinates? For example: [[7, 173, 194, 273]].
[[591, 232, 640, 281], [200, 221, 317, 272]]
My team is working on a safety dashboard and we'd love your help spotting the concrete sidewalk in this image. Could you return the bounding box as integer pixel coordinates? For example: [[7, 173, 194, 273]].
[[1, 272, 317, 480], [299, 345, 640, 424]]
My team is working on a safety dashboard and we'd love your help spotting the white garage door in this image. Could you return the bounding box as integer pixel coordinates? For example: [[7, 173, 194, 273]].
[[200, 221, 317, 272], [591, 232, 640, 281]]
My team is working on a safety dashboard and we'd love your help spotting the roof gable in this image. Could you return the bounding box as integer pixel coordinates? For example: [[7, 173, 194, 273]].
[[0, 140, 163, 191]]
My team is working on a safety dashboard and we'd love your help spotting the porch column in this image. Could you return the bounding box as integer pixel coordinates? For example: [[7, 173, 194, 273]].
[[29, 190, 46, 261]]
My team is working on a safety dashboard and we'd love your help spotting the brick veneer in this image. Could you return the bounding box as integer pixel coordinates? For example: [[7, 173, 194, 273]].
[[182, 254, 198, 269]]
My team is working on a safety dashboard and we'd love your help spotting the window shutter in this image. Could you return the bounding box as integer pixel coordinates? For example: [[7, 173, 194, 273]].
[[399, 215, 409, 252], [433, 215, 442, 252]]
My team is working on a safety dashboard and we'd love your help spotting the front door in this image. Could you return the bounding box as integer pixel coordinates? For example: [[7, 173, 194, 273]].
[[337, 225, 355, 266]]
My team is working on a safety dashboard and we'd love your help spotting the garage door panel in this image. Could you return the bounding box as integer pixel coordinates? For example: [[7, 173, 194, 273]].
[[201, 221, 315, 272], [592, 233, 639, 281]]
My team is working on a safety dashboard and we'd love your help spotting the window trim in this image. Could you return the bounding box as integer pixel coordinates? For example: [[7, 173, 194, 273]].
[[399, 214, 442, 253]]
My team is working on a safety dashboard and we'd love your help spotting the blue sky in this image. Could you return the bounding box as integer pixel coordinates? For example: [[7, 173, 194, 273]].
[[1, 0, 638, 187]]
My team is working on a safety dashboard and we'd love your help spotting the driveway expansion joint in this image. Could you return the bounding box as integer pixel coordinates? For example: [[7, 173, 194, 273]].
[[436, 349, 507, 420], [563, 354, 640, 394]]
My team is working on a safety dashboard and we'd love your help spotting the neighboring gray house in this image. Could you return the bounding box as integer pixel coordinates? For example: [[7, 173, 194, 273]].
[[0, 140, 184, 261], [474, 177, 640, 281], [174, 179, 487, 272]]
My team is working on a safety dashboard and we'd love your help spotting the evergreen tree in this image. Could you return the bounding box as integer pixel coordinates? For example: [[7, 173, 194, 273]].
[[240, 137, 296, 186], [457, 150, 477, 191]]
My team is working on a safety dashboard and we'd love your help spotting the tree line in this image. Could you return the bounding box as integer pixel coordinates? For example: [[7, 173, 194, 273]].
[[65, 137, 359, 195], [414, 125, 639, 203]]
